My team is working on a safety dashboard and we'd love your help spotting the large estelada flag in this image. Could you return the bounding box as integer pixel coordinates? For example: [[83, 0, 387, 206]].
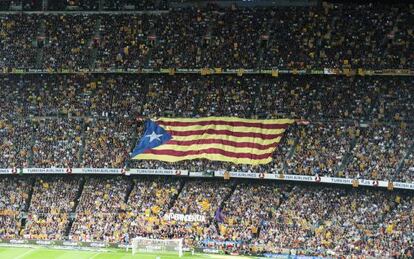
[[131, 117, 294, 165]]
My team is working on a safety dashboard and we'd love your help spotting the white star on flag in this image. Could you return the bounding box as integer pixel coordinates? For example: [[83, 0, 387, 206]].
[[145, 131, 163, 142]]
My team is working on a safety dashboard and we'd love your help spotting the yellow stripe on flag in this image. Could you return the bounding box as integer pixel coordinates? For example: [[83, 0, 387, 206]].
[[159, 124, 286, 135], [170, 135, 282, 145], [152, 144, 276, 155], [156, 117, 294, 125]]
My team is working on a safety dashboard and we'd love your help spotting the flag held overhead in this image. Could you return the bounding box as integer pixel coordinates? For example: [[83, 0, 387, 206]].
[[132, 117, 294, 165]]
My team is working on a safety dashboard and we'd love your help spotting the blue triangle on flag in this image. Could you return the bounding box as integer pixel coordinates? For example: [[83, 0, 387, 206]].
[[131, 120, 172, 158]]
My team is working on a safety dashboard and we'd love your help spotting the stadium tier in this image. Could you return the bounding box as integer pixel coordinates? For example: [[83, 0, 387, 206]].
[[0, 175, 413, 257], [0, 3, 412, 70], [0, 1, 413, 258], [0, 75, 413, 182]]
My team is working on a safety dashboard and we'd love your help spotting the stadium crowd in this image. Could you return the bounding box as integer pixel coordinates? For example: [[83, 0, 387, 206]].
[[0, 14, 38, 69], [70, 176, 129, 242], [165, 180, 233, 246], [346, 125, 413, 181], [42, 15, 97, 71], [0, 4, 412, 69], [1, 75, 412, 183], [81, 117, 136, 168], [401, 153, 414, 182], [0, 177, 31, 239], [256, 186, 413, 257], [286, 122, 351, 177], [0, 0, 128, 12], [31, 118, 84, 168], [116, 177, 182, 242], [24, 177, 80, 240], [209, 183, 283, 246], [0, 175, 413, 257], [0, 1, 413, 257]]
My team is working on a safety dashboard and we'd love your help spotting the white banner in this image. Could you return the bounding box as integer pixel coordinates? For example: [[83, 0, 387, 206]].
[[393, 181, 414, 190], [163, 213, 206, 222], [322, 177, 353, 185], [0, 168, 13, 174], [129, 169, 188, 176], [282, 174, 315, 182], [213, 171, 414, 190], [17, 168, 188, 176], [25, 168, 67, 174], [215, 171, 265, 179], [79, 168, 121, 174]]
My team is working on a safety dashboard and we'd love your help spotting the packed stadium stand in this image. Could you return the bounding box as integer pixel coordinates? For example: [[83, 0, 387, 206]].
[[1, 75, 412, 180], [0, 175, 413, 257], [0, 0, 413, 258]]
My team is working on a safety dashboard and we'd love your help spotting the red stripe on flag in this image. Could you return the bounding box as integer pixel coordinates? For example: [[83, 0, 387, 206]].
[[167, 129, 283, 140], [166, 139, 279, 150], [157, 120, 289, 129], [143, 148, 273, 160]]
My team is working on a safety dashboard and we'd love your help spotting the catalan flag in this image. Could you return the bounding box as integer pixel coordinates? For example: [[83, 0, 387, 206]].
[[131, 117, 294, 165]]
